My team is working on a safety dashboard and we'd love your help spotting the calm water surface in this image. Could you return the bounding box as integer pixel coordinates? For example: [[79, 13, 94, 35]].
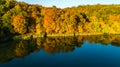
[[0, 35, 120, 67]]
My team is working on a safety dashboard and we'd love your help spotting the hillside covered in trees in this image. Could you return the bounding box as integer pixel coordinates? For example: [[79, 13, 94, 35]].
[[0, 0, 120, 40]]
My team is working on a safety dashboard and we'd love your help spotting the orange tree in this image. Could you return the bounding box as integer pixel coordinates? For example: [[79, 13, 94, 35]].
[[12, 15, 28, 34]]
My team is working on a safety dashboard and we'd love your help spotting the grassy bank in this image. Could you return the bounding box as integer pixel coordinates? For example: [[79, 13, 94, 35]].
[[11, 32, 120, 40], [46, 33, 103, 37], [12, 33, 95, 40], [13, 33, 45, 40]]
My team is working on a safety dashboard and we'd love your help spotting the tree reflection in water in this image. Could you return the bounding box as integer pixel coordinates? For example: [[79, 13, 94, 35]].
[[0, 35, 120, 63]]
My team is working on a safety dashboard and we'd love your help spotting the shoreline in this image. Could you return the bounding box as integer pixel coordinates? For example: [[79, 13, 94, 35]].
[[46, 33, 103, 37], [1, 33, 120, 42], [12, 33, 120, 40]]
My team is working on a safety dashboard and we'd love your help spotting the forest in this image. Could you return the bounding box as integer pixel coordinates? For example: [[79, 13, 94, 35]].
[[0, 0, 120, 40]]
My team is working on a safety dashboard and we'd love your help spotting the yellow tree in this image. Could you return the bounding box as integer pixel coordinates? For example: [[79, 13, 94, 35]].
[[12, 15, 28, 34]]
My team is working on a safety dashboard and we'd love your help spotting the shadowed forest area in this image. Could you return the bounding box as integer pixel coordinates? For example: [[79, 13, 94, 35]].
[[0, 0, 120, 41]]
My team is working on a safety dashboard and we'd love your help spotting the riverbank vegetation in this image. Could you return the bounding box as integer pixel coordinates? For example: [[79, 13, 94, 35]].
[[0, 0, 120, 41]]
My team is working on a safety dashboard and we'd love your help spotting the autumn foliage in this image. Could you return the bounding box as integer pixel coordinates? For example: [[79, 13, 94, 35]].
[[12, 15, 27, 34], [0, 0, 120, 38]]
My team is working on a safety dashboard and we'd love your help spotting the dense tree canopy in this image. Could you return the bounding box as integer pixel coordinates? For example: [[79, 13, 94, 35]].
[[0, 0, 120, 39]]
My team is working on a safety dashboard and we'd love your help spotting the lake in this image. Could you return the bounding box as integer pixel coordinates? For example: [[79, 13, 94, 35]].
[[0, 35, 120, 67]]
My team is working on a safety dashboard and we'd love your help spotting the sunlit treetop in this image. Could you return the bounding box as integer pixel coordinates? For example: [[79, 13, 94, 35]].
[[16, 0, 120, 8]]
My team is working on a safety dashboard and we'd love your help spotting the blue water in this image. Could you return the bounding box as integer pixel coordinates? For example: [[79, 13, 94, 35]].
[[0, 41, 120, 67], [0, 35, 120, 67]]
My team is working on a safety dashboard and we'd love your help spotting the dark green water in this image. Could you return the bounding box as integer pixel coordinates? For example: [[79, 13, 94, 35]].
[[0, 35, 120, 67]]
